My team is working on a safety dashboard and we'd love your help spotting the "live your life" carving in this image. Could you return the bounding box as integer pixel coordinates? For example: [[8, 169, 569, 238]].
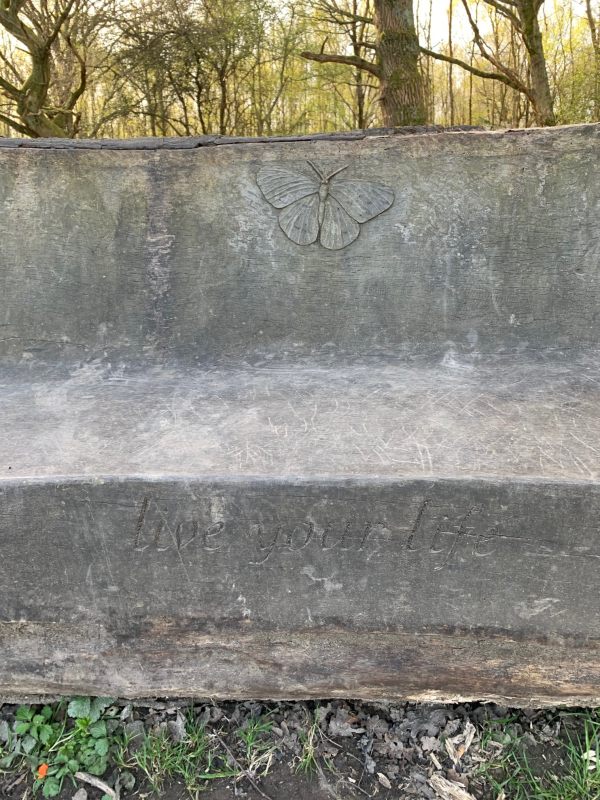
[[133, 495, 501, 570]]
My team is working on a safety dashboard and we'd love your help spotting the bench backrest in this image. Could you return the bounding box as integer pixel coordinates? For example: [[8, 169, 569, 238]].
[[1, 124, 598, 366]]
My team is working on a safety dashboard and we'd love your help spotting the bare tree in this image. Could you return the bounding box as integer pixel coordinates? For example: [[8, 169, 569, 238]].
[[0, 0, 113, 137], [301, 0, 426, 126], [298, 0, 378, 127], [248, 4, 308, 135], [421, 0, 555, 126]]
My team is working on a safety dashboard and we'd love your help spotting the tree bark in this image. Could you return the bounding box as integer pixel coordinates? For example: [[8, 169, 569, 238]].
[[373, 0, 426, 125], [517, 0, 555, 126], [16, 51, 71, 137], [0, 0, 80, 137], [448, 0, 454, 126], [585, 0, 600, 119]]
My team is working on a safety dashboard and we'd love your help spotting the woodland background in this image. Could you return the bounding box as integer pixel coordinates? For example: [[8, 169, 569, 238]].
[[0, 0, 598, 139]]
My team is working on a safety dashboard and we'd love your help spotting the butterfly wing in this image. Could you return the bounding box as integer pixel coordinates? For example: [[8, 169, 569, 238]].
[[319, 196, 360, 250], [278, 193, 321, 245], [328, 179, 394, 223], [257, 166, 319, 208]]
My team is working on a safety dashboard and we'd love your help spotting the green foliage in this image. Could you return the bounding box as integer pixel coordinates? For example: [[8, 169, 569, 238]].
[[1, 698, 122, 798], [116, 711, 237, 797], [66, 696, 113, 724], [480, 710, 600, 800]]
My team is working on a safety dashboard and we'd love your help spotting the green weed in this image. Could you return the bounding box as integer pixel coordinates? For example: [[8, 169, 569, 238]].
[[295, 707, 321, 774], [480, 710, 600, 800], [0, 697, 123, 798], [236, 714, 276, 776], [117, 711, 237, 797]]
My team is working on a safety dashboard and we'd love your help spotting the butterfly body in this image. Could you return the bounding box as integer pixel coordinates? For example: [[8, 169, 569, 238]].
[[317, 180, 329, 228], [314, 162, 345, 229], [256, 160, 394, 251]]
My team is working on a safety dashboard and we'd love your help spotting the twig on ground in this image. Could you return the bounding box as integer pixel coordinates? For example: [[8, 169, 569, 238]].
[[75, 771, 118, 800], [314, 758, 346, 798], [429, 773, 477, 800]]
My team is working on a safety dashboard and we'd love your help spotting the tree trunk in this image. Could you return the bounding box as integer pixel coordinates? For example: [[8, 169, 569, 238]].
[[585, 0, 600, 120], [594, 49, 600, 121], [373, 0, 426, 126], [17, 53, 71, 138], [518, 0, 555, 126], [448, 0, 454, 126]]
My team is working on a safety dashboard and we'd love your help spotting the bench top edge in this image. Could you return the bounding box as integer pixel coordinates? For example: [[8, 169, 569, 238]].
[[1, 121, 599, 150]]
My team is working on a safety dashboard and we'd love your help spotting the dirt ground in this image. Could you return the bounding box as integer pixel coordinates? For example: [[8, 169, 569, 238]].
[[0, 699, 594, 800]]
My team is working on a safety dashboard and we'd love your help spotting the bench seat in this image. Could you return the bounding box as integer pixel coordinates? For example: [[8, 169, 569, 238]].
[[3, 355, 600, 483]]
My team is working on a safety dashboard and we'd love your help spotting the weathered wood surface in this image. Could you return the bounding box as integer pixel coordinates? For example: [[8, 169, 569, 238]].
[[1, 123, 600, 703]]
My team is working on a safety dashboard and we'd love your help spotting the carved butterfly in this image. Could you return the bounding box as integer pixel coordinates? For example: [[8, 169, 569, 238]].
[[256, 160, 394, 250]]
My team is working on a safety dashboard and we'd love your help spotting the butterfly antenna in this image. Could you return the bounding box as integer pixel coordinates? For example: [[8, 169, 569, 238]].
[[325, 163, 349, 181], [306, 159, 325, 180]]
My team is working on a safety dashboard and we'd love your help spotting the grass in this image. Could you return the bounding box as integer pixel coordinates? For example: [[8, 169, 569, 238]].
[[116, 711, 238, 797], [295, 709, 321, 774], [236, 714, 277, 776], [479, 710, 600, 800]]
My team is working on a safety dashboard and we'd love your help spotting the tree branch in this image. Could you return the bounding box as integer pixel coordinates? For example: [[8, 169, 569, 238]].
[[315, 2, 373, 25], [484, 0, 518, 6], [482, 0, 521, 31], [45, 0, 78, 52], [459, 0, 527, 92], [300, 50, 380, 78], [586, 0, 598, 52], [0, 109, 31, 135], [420, 46, 525, 92], [0, 44, 23, 82], [63, 33, 86, 110], [0, 72, 20, 100], [0, 7, 41, 50], [8, 0, 28, 14]]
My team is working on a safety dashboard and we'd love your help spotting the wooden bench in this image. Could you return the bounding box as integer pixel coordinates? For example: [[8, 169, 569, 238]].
[[1, 124, 599, 704]]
